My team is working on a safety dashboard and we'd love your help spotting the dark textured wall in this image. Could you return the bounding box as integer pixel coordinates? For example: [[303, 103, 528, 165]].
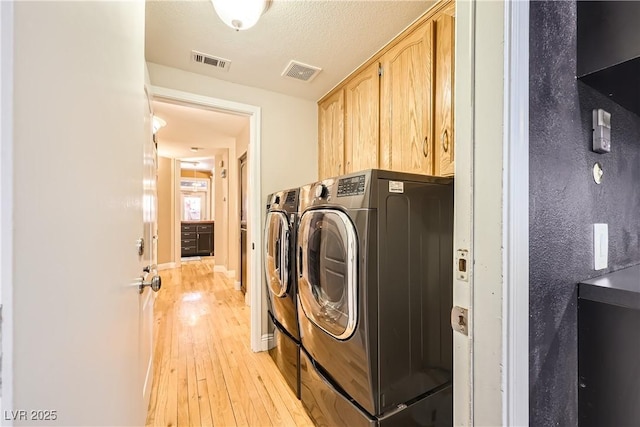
[[529, 1, 640, 426]]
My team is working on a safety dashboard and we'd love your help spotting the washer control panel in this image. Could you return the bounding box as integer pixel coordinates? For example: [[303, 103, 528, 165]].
[[337, 175, 366, 197]]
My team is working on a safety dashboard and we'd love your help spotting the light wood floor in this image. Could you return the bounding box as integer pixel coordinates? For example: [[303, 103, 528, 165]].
[[146, 258, 314, 427]]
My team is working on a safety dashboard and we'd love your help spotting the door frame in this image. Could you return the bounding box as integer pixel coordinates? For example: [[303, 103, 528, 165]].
[[454, 0, 529, 425], [150, 86, 265, 352], [0, 0, 14, 415], [238, 153, 247, 295], [503, 1, 529, 424]]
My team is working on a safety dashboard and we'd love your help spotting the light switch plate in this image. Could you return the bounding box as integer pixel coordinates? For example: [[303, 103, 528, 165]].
[[592, 109, 611, 153], [593, 223, 608, 270]]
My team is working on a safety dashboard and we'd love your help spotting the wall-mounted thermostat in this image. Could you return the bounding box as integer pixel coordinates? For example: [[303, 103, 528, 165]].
[[592, 109, 611, 153]]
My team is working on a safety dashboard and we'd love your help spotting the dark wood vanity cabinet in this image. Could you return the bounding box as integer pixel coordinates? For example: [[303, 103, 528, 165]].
[[181, 221, 214, 257]]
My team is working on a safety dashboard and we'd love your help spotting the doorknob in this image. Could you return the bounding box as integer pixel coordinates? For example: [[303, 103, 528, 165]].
[[138, 275, 162, 294]]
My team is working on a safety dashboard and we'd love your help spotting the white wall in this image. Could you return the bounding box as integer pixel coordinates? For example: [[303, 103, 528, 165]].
[[147, 63, 318, 194], [236, 123, 250, 159], [213, 149, 230, 270], [11, 1, 147, 425]]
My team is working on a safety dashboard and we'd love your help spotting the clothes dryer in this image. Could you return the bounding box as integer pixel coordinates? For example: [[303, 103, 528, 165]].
[[296, 170, 453, 426], [264, 188, 301, 398]]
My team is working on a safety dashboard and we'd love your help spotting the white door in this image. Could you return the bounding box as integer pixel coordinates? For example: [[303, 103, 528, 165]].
[[8, 2, 150, 425], [142, 87, 159, 408]]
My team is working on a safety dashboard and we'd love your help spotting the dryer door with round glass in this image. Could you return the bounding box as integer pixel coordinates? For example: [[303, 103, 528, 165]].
[[264, 211, 290, 298], [297, 209, 357, 340]]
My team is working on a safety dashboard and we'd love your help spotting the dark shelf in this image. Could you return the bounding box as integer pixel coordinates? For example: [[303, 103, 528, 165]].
[[577, 1, 640, 116]]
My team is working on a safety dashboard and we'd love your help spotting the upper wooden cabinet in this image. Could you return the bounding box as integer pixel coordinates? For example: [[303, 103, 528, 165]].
[[434, 11, 455, 177], [318, 90, 345, 179], [379, 20, 433, 175], [345, 62, 380, 174], [317, 0, 455, 179]]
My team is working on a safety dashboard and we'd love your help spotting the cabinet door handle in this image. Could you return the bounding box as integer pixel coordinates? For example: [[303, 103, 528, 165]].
[[441, 129, 450, 153], [422, 136, 429, 158]]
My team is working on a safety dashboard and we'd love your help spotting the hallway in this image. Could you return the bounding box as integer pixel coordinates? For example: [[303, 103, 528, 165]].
[[146, 259, 313, 426]]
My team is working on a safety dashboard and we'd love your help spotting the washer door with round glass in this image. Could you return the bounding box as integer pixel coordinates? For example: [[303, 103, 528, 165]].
[[264, 211, 290, 298], [297, 209, 357, 340]]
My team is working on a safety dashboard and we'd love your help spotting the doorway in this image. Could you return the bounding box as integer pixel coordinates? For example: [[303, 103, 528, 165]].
[[150, 86, 265, 352]]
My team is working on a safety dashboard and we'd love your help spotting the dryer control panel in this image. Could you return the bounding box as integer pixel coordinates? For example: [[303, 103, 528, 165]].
[[337, 175, 366, 197]]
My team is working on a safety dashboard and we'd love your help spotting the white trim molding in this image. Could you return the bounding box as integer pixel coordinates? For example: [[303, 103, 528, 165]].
[[503, 0, 530, 425], [157, 262, 176, 271], [261, 333, 273, 352], [1, 0, 14, 417], [213, 265, 226, 273], [234, 281, 241, 291], [225, 269, 235, 279], [150, 86, 264, 353]]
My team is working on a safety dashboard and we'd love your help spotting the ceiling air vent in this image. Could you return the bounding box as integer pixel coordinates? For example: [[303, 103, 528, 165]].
[[191, 50, 231, 72], [281, 60, 322, 82]]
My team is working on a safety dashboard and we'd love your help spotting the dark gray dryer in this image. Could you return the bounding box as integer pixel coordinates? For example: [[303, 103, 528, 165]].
[[297, 169, 453, 426], [264, 188, 301, 398]]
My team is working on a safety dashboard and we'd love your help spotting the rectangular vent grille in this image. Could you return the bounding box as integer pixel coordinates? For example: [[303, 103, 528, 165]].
[[281, 60, 322, 82], [191, 50, 231, 72]]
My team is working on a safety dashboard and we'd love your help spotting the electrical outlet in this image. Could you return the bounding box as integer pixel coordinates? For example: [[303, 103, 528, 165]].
[[593, 224, 608, 270]]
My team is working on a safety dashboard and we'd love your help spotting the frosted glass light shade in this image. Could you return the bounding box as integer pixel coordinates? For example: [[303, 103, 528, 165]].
[[211, 0, 268, 31]]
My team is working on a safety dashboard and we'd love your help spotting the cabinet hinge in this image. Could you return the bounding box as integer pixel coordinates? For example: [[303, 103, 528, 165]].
[[378, 65, 383, 77]]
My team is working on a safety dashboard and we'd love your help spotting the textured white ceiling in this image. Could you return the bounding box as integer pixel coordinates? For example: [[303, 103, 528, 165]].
[[180, 157, 216, 172], [153, 100, 249, 162], [145, 0, 435, 101]]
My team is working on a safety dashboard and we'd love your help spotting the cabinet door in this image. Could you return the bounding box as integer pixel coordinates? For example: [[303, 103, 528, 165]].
[[197, 231, 213, 256], [380, 20, 434, 175], [434, 12, 455, 177], [318, 90, 345, 179], [345, 62, 380, 173]]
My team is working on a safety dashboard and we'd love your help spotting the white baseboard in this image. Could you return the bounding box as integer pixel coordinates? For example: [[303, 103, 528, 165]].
[[225, 269, 235, 279], [235, 281, 241, 291], [157, 262, 176, 271], [213, 265, 226, 273], [261, 333, 273, 351]]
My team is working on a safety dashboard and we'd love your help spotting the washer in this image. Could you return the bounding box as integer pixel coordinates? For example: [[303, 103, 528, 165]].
[[296, 169, 453, 425], [264, 188, 301, 398]]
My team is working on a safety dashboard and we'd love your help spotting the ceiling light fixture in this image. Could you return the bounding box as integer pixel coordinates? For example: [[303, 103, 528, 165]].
[[152, 116, 166, 134], [211, 0, 270, 31]]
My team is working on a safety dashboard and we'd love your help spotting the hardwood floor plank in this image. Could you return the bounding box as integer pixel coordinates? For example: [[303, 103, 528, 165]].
[[177, 354, 190, 427], [185, 338, 202, 427], [146, 258, 314, 427], [197, 379, 214, 427]]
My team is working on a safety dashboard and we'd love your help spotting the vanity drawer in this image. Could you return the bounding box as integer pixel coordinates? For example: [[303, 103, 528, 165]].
[[181, 239, 196, 248], [197, 224, 213, 233], [182, 231, 196, 239], [181, 223, 196, 232]]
